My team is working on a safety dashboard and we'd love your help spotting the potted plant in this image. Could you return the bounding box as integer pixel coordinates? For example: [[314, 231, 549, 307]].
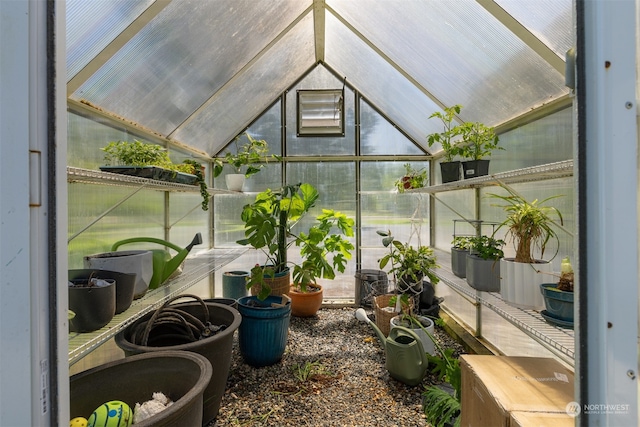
[[213, 132, 272, 191], [237, 182, 354, 305], [457, 120, 502, 179], [465, 235, 505, 292], [101, 140, 210, 210], [423, 335, 461, 427], [450, 236, 473, 278], [388, 295, 436, 355], [540, 257, 574, 328], [395, 163, 428, 192], [377, 230, 440, 295], [490, 187, 564, 309], [427, 105, 463, 183]]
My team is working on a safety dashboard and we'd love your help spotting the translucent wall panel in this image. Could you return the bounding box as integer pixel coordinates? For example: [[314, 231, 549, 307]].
[[66, 0, 154, 79], [324, 13, 441, 152], [360, 161, 430, 250], [174, 13, 316, 156], [360, 100, 424, 155], [286, 67, 355, 156], [73, 1, 312, 153], [287, 162, 356, 299], [67, 184, 165, 268], [489, 107, 573, 173], [496, 0, 573, 59], [328, 0, 568, 127], [432, 189, 478, 251]]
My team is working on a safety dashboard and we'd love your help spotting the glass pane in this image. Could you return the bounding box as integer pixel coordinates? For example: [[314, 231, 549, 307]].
[[328, 0, 568, 127], [174, 12, 316, 156], [287, 162, 356, 299], [66, 0, 154, 79], [496, 0, 573, 58], [72, 0, 311, 152], [360, 100, 425, 155]]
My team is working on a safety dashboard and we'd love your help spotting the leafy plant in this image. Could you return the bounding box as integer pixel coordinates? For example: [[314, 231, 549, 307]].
[[377, 230, 439, 288], [427, 105, 463, 162], [238, 183, 354, 299], [395, 163, 428, 192], [489, 187, 564, 263], [451, 236, 473, 250], [213, 132, 273, 178], [181, 159, 209, 211], [468, 235, 505, 260], [456, 121, 502, 161], [292, 361, 330, 382]]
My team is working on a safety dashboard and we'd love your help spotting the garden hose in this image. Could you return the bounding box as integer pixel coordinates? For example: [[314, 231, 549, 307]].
[[129, 294, 227, 346]]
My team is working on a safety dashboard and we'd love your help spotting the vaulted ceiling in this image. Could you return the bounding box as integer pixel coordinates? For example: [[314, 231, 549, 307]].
[[66, 0, 573, 157]]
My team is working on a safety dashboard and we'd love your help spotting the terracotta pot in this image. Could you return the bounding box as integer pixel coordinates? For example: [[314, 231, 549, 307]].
[[290, 284, 323, 317]]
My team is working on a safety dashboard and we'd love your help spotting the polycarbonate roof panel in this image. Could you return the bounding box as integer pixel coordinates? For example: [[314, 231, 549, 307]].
[[70, 0, 310, 138], [66, 0, 154, 79], [325, 13, 441, 153], [497, 0, 573, 58], [328, 0, 568, 126], [173, 12, 316, 156]]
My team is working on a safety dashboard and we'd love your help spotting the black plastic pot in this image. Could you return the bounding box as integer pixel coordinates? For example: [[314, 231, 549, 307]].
[[115, 297, 241, 424], [68, 277, 116, 333], [354, 269, 389, 307], [461, 160, 490, 179], [440, 161, 461, 183], [69, 269, 136, 314], [70, 351, 212, 426]]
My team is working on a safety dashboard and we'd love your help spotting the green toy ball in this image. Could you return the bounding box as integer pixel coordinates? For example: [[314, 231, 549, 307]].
[[87, 401, 132, 427]]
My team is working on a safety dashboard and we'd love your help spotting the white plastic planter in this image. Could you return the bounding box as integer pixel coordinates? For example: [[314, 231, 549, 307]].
[[500, 258, 552, 310]]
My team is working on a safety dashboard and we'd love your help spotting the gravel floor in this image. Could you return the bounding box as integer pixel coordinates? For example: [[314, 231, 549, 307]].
[[210, 307, 465, 427]]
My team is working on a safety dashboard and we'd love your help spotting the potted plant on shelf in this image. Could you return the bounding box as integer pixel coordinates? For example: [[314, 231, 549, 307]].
[[377, 230, 440, 295], [457, 120, 502, 179], [450, 236, 473, 279], [465, 235, 505, 292], [540, 257, 574, 328], [490, 187, 564, 309], [213, 132, 272, 191], [101, 140, 210, 210], [395, 163, 428, 192], [427, 104, 463, 183]]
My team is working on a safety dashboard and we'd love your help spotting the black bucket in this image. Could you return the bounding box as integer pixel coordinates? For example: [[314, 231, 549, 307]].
[[354, 269, 389, 307]]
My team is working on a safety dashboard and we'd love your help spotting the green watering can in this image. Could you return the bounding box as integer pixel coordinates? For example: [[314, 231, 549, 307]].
[[355, 308, 429, 386], [111, 233, 202, 289]]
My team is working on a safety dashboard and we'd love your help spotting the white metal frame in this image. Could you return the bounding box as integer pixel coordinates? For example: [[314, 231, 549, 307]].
[[577, 0, 638, 425]]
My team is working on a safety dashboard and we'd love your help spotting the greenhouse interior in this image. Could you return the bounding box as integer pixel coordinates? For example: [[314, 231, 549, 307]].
[[1, 0, 638, 426]]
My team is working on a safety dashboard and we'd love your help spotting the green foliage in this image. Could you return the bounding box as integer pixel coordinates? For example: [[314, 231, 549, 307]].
[[457, 121, 502, 160], [377, 230, 439, 286], [214, 132, 273, 177], [451, 236, 473, 250], [468, 235, 505, 260], [238, 183, 354, 299], [395, 163, 428, 192], [423, 385, 461, 427], [427, 105, 463, 162], [292, 361, 330, 382], [489, 187, 564, 263], [102, 140, 209, 210]]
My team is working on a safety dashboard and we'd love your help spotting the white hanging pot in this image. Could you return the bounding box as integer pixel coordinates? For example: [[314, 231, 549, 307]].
[[225, 174, 245, 191]]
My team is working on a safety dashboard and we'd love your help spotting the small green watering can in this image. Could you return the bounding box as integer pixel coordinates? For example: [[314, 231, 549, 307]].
[[111, 233, 202, 289], [355, 308, 429, 386]]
